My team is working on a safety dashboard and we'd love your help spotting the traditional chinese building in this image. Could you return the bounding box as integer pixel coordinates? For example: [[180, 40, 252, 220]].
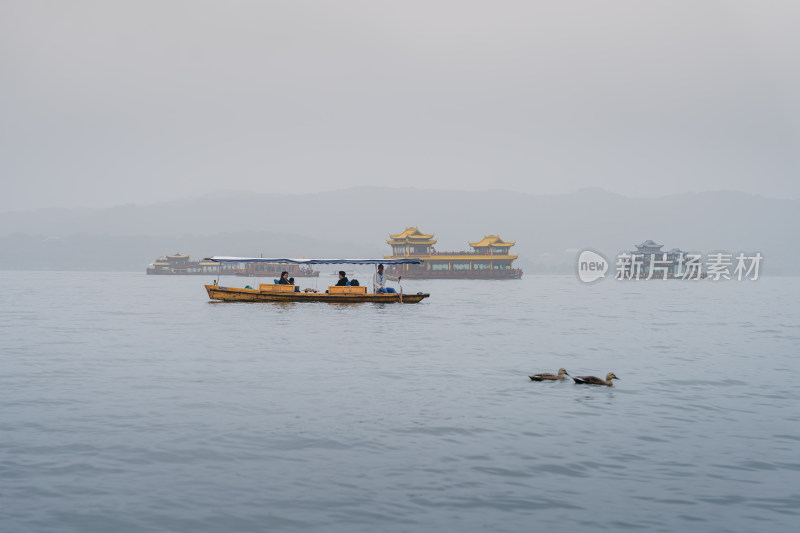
[[384, 227, 522, 279], [616, 240, 698, 279]]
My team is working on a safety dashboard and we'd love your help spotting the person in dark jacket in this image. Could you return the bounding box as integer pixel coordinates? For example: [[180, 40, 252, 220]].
[[278, 271, 292, 284], [335, 271, 349, 286]]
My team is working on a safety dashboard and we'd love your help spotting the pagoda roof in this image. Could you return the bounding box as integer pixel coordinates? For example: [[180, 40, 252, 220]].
[[636, 240, 662, 249], [387, 226, 437, 244], [469, 235, 516, 248], [166, 252, 190, 259], [389, 227, 435, 240]]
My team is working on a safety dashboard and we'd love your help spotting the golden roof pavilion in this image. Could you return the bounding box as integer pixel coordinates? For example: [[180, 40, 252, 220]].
[[386, 227, 438, 257], [469, 235, 516, 248], [387, 227, 437, 244]]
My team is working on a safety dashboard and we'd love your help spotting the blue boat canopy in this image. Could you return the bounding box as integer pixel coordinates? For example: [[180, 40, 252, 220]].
[[206, 256, 422, 265]]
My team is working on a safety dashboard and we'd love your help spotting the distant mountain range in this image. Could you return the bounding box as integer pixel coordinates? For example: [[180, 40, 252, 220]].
[[1, 187, 797, 274]]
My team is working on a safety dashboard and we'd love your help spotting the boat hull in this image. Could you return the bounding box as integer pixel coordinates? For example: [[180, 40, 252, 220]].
[[205, 285, 429, 304]]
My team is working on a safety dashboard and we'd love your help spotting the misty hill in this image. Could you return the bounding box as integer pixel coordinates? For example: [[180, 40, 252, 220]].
[[1, 187, 797, 274]]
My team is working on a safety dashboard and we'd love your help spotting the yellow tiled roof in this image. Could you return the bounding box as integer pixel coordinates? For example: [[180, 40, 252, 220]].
[[469, 235, 515, 248], [387, 226, 437, 244], [389, 227, 435, 239]]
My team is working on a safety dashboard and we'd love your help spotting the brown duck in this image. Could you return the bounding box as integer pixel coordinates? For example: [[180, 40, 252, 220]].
[[529, 368, 569, 381], [571, 372, 619, 386]]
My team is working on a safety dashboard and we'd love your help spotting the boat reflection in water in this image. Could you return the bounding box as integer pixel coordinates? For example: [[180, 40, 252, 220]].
[[204, 257, 430, 304]]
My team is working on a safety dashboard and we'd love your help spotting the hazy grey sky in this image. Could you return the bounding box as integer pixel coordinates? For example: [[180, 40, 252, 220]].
[[2, 0, 799, 211]]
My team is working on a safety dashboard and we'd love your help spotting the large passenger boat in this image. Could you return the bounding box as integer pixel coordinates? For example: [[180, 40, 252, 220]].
[[147, 253, 319, 277], [204, 257, 429, 304], [147, 253, 238, 275], [384, 228, 523, 279]]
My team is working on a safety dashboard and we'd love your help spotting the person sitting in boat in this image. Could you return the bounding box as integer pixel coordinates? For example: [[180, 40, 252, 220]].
[[335, 271, 349, 287], [278, 271, 292, 285], [373, 264, 401, 293]]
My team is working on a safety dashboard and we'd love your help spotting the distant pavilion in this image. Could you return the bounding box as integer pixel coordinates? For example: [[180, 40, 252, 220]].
[[618, 240, 691, 278]]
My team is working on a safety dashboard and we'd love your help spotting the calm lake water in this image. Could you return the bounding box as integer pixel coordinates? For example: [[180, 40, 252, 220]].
[[2, 271, 799, 532]]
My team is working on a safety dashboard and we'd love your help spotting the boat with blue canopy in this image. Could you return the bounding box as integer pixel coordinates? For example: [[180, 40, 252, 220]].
[[203, 257, 430, 304]]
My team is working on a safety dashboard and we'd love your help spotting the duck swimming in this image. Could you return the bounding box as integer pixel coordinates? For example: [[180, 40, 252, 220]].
[[529, 368, 569, 381], [571, 372, 619, 386]]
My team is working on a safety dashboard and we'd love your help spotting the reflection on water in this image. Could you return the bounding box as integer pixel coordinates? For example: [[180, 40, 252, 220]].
[[1, 272, 799, 533]]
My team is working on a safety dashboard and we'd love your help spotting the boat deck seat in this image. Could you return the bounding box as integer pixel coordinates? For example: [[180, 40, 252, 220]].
[[328, 286, 368, 295], [259, 284, 296, 293]]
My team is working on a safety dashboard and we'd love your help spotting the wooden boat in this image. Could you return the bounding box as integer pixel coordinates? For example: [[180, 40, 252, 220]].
[[205, 284, 429, 303], [203, 256, 430, 304]]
